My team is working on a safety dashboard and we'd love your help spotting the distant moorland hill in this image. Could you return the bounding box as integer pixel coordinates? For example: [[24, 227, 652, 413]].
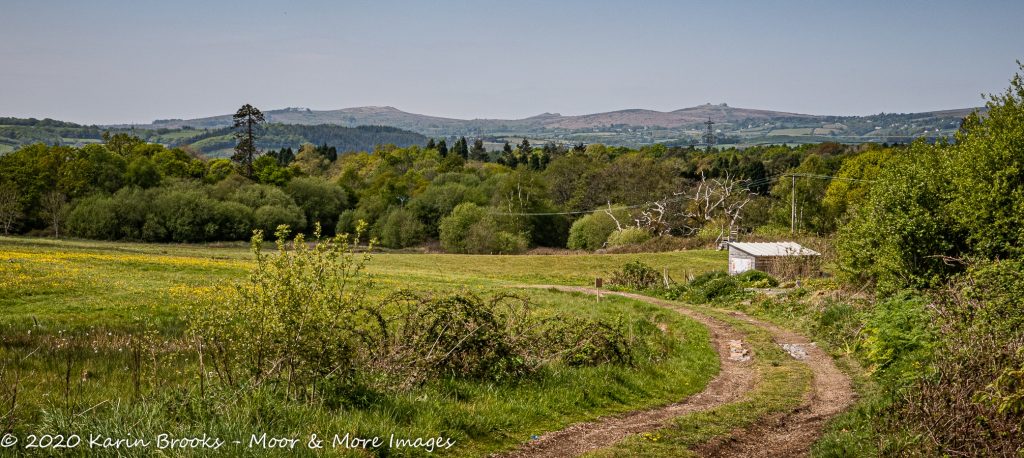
[[0, 118, 426, 158], [130, 103, 982, 147], [1, 103, 982, 157]]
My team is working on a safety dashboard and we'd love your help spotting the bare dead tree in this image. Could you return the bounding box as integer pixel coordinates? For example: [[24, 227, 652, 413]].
[[0, 185, 21, 235], [600, 173, 754, 244], [40, 191, 67, 238], [603, 201, 625, 232], [638, 172, 754, 241], [684, 172, 753, 242], [635, 199, 671, 236]]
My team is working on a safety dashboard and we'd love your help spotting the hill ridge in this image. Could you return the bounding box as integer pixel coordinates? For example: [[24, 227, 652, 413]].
[[130, 103, 980, 131]]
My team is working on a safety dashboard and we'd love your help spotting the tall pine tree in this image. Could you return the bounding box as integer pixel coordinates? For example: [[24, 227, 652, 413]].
[[470, 138, 487, 161], [517, 138, 532, 156], [437, 139, 448, 157], [231, 104, 265, 178], [455, 136, 469, 160]]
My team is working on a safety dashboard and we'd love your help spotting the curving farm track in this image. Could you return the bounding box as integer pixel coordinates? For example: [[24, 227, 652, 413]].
[[495, 286, 854, 458]]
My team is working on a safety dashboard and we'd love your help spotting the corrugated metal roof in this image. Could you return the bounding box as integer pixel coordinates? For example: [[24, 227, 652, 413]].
[[727, 242, 820, 257]]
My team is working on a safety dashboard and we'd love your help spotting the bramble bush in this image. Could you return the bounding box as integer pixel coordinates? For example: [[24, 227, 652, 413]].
[[660, 271, 738, 303], [189, 223, 376, 400], [897, 260, 1024, 456], [371, 291, 634, 386], [190, 223, 642, 402], [609, 260, 661, 290], [687, 272, 742, 302], [734, 270, 779, 288], [657, 270, 777, 303]]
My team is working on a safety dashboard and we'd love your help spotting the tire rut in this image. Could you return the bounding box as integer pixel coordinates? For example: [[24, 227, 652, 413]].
[[495, 286, 757, 458], [696, 312, 855, 458]]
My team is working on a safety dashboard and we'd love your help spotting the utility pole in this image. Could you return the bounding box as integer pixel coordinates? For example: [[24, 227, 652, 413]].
[[790, 174, 796, 234]]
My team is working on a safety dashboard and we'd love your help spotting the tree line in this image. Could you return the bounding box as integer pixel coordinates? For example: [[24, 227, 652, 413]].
[[0, 105, 907, 252], [4, 94, 1014, 271]]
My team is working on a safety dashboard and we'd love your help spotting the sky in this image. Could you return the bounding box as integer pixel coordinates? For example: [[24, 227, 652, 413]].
[[1, 0, 1022, 125]]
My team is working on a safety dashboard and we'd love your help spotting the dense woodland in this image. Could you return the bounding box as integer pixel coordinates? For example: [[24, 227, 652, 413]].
[[0, 131, 877, 249]]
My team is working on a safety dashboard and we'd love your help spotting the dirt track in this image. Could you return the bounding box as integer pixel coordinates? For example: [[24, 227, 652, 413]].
[[697, 312, 855, 458], [495, 286, 854, 458]]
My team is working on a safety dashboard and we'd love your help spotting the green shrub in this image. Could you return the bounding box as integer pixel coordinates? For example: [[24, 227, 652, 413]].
[[407, 182, 482, 237], [285, 177, 348, 234], [252, 155, 293, 186], [818, 302, 858, 330], [439, 202, 488, 253], [862, 295, 935, 384], [109, 187, 150, 240], [735, 270, 779, 288], [67, 194, 120, 240], [836, 145, 956, 293], [335, 209, 356, 235], [689, 271, 729, 288], [698, 277, 742, 301], [228, 183, 296, 209], [212, 201, 254, 240], [253, 205, 306, 236], [492, 230, 529, 254], [375, 206, 425, 248], [67, 186, 256, 242], [125, 156, 161, 188], [466, 216, 529, 254], [606, 227, 652, 248], [439, 202, 527, 254], [680, 271, 743, 303], [205, 158, 234, 183], [463, 214, 499, 253], [567, 209, 629, 250], [145, 187, 225, 242]]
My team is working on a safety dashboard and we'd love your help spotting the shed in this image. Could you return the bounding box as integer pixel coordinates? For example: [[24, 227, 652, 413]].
[[726, 242, 821, 277]]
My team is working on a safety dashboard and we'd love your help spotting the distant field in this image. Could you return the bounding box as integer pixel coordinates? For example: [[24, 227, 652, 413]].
[[154, 128, 207, 140], [768, 128, 815, 136]]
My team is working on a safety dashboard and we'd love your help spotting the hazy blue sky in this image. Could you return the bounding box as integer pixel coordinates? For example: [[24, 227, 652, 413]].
[[1, 0, 1022, 124]]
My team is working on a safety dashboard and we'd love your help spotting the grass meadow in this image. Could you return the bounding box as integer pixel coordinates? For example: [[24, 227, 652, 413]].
[[0, 237, 724, 456]]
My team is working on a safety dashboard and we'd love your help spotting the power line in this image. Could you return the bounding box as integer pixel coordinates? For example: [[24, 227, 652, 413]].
[[783, 172, 875, 183], [488, 194, 693, 216]]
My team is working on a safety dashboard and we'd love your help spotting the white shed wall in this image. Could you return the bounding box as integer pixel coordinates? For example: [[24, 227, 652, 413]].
[[728, 247, 756, 275]]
